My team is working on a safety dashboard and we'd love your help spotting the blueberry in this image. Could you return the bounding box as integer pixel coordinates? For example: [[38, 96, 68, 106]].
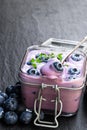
[[0, 92, 8, 100], [6, 84, 21, 96], [71, 53, 82, 61], [0, 94, 5, 105], [3, 98, 18, 111], [4, 111, 18, 125], [13, 84, 21, 95], [27, 68, 40, 76], [27, 61, 32, 65], [36, 54, 49, 62], [53, 62, 63, 72], [35, 54, 40, 58], [0, 107, 4, 119], [9, 93, 18, 99], [40, 56, 49, 62], [68, 68, 80, 75], [5, 85, 15, 95], [15, 81, 21, 85], [20, 109, 32, 124]]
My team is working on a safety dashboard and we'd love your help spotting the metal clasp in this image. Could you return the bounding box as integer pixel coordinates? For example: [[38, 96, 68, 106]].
[[34, 83, 63, 128]]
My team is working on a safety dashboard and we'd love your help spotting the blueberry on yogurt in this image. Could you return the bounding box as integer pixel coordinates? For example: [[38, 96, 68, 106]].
[[68, 68, 80, 75], [41, 57, 49, 62], [35, 54, 40, 58], [27, 68, 40, 76], [71, 53, 82, 61], [36, 53, 49, 63], [53, 62, 63, 72], [27, 61, 32, 65]]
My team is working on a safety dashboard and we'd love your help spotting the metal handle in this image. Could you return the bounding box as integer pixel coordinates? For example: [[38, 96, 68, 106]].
[[34, 83, 63, 128]]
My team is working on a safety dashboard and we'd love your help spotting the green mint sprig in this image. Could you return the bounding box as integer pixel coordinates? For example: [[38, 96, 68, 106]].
[[48, 53, 55, 58], [28, 52, 63, 68], [57, 53, 63, 62], [36, 53, 55, 62], [37, 53, 49, 61], [29, 58, 37, 68]]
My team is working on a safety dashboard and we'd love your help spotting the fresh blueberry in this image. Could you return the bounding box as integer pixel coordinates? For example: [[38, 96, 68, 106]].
[[5, 85, 15, 95], [20, 109, 32, 124], [13, 84, 21, 95], [0, 94, 5, 105], [9, 93, 18, 99], [36, 54, 49, 62], [27, 61, 32, 65], [40, 56, 49, 62], [41, 56, 49, 62], [0, 107, 4, 119], [15, 81, 21, 85], [6, 84, 21, 96], [4, 111, 18, 125], [53, 62, 63, 72], [35, 54, 40, 58], [27, 68, 40, 76], [71, 53, 82, 61], [68, 68, 80, 75], [0, 92, 8, 100], [3, 98, 18, 111]]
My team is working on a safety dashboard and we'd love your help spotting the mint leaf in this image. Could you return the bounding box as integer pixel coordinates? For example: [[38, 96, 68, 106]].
[[30, 58, 36, 63], [29, 58, 37, 68], [49, 53, 55, 58], [36, 53, 49, 62], [39, 53, 47, 59], [32, 63, 37, 68], [57, 53, 63, 61], [36, 58, 42, 63]]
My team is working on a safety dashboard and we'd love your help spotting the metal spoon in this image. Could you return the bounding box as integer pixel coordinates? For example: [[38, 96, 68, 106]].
[[62, 36, 87, 64]]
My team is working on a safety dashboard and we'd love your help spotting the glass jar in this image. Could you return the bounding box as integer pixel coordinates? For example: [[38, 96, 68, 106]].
[[19, 38, 87, 128]]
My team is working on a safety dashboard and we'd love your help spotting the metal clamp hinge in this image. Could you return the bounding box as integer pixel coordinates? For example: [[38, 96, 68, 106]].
[[34, 83, 63, 128]]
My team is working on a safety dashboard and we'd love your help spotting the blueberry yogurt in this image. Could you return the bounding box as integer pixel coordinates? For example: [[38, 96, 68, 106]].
[[19, 47, 86, 116]]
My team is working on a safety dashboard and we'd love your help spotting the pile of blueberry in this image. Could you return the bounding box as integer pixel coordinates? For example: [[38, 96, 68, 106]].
[[0, 82, 34, 125]]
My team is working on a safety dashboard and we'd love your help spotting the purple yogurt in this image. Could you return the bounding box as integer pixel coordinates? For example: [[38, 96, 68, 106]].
[[19, 45, 86, 116]]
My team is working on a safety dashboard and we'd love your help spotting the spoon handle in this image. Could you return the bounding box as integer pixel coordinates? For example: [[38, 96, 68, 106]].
[[62, 36, 87, 64]]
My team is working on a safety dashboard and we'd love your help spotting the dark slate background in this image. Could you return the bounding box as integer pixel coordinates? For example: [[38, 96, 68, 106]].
[[0, 0, 87, 130]]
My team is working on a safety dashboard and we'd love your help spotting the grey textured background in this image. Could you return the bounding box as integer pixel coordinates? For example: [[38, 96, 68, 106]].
[[0, 0, 87, 129]]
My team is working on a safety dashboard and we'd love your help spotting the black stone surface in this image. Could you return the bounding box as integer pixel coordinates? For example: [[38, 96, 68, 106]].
[[0, 0, 87, 129]]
